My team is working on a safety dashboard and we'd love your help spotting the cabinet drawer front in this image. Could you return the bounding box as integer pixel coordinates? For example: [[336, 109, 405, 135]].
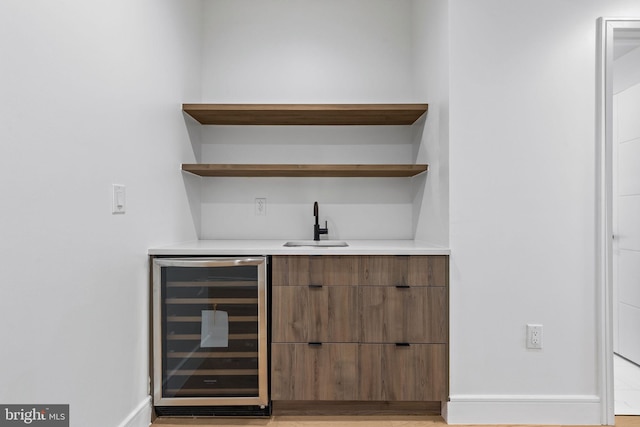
[[271, 343, 358, 400], [272, 256, 311, 286], [358, 287, 447, 343], [272, 256, 359, 286], [272, 286, 308, 342], [408, 256, 448, 287], [358, 256, 408, 286], [358, 344, 447, 401], [359, 256, 448, 287], [272, 286, 359, 343], [272, 255, 449, 287]]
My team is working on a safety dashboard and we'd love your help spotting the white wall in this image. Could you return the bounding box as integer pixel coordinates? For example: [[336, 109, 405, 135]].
[[0, 2, 202, 427], [447, 1, 640, 424], [10, 1, 640, 425], [198, 126, 416, 240], [200, 0, 415, 104], [411, 0, 449, 246], [196, 0, 434, 241]]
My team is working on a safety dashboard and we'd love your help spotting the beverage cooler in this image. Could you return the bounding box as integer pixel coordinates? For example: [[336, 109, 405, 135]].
[[151, 257, 269, 416]]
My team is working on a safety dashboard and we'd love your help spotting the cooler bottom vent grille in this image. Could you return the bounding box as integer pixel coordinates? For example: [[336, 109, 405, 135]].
[[155, 405, 270, 417]]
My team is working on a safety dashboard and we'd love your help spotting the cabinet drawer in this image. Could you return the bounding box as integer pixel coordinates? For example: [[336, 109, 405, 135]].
[[409, 255, 448, 287], [359, 256, 448, 287], [272, 256, 359, 286], [271, 343, 358, 400], [272, 255, 449, 287], [358, 286, 447, 343], [358, 344, 447, 401], [272, 286, 359, 343]]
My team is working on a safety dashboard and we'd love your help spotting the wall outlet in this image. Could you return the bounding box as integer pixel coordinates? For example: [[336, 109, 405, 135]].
[[526, 324, 543, 349], [255, 198, 266, 216]]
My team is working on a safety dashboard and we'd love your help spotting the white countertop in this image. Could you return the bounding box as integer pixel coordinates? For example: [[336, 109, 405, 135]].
[[148, 240, 450, 256]]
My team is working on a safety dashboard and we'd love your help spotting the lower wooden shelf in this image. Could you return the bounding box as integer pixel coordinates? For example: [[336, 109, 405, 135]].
[[181, 164, 428, 177]]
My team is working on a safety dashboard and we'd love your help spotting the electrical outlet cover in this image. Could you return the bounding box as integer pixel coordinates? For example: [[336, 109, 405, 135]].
[[255, 198, 266, 216], [526, 324, 543, 349]]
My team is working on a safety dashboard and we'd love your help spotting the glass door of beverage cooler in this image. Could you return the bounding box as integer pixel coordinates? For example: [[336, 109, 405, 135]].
[[152, 257, 268, 408]]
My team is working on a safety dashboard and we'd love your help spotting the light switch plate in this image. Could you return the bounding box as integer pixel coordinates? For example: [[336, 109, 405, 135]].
[[112, 184, 126, 214]]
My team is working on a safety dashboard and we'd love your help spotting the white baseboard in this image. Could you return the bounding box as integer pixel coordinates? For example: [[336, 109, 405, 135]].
[[445, 394, 602, 425], [117, 396, 152, 427]]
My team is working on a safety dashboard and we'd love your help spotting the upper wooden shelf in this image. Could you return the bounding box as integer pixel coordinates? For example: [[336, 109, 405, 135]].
[[182, 104, 428, 126], [182, 164, 428, 178]]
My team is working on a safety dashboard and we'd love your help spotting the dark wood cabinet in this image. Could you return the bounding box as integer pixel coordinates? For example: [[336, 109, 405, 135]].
[[358, 255, 448, 286], [358, 344, 448, 401], [272, 285, 359, 343], [271, 255, 449, 409], [271, 343, 358, 400], [272, 255, 360, 287], [358, 286, 447, 343]]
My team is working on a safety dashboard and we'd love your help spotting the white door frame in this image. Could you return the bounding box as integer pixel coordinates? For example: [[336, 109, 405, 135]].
[[596, 17, 640, 426]]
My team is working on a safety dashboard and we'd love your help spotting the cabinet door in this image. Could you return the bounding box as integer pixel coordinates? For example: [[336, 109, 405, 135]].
[[358, 344, 447, 401], [358, 287, 447, 343], [272, 286, 359, 343], [271, 343, 358, 400]]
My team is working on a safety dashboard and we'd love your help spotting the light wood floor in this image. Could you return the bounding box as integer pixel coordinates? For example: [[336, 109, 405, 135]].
[[152, 415, 640, 427]]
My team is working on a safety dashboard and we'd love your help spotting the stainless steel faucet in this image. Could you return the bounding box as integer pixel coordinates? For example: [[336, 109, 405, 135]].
[[313, 201, 328, 241]]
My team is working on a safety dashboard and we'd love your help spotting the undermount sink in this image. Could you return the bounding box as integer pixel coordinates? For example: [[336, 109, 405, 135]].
[[283, 240, 349, 248]]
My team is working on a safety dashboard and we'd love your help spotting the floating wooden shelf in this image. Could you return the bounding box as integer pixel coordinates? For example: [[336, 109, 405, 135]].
[[182, 104, 428, 126], [180, 103, 429, 179], [181, 164, 428, 178]]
